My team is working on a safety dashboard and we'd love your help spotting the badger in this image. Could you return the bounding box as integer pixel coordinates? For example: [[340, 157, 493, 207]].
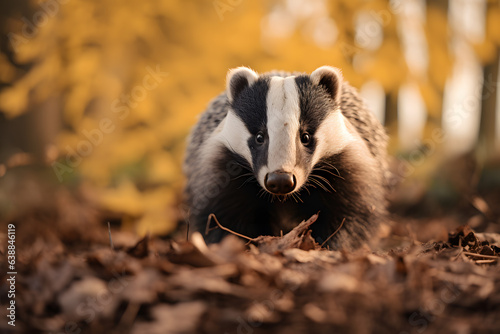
[[183, 66, 388, 250]]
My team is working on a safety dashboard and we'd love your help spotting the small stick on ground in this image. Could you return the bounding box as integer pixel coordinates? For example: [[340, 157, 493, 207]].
[[205, 212, 321, 253], [205, 213, 253, 241], [475, 259, 497, 264], [118, 302, 140, 329], [321, 218, 345, 248], [107, 222, 114, 250], [462, 252, 499, 260]]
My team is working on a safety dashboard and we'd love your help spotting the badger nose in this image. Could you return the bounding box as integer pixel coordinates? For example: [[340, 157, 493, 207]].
[[265, 171, 296, 194]]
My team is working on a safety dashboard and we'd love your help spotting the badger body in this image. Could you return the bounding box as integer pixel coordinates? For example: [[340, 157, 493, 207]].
[[184, 66, 388, 250]]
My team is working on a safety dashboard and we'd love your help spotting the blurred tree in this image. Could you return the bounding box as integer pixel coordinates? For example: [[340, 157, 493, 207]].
[[478, 46, 499, 157], [0, 0, 57, 165], [477, 1, 500, 159], [421, 0, 451, 142]]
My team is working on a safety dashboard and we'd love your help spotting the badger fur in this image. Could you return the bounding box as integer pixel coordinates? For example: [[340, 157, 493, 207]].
[[183, 66, 388, 250]]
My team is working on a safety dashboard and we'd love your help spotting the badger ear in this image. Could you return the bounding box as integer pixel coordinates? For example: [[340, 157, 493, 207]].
[[310, 66, 343, 105], [226, 67, 259, 103]]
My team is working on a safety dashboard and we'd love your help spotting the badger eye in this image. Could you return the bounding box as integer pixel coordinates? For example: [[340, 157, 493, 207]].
[[300, 132, 311, 145], [255, 132, 265, 144]]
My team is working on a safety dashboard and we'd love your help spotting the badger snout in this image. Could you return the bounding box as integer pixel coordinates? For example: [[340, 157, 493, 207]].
[[264, 171, 296, 194]]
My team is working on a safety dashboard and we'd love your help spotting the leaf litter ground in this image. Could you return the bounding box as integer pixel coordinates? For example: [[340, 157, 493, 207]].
[[1, 183, 500, 334]]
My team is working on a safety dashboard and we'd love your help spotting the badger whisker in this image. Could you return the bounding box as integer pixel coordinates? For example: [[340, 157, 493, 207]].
[[238, 176, 256, 189], [232, 172, 254, 181], [266, 191, 274, 202], [302, 186, 311, 195], [234, 162, 252, 172], [309, 177, 330, 193], [317, 162, 343, 179], [271, 194, 278, 203], [313, 174, 337, 192], [292, 192, 303, 203], [310, 175, 334, 193], [305, 182, 318, 190], [312, 167, 345, 180]]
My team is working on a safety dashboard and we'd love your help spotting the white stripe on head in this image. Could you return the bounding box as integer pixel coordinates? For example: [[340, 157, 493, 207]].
[[200, 111, 253, 170], [311, 111, 355, 167], [217, 111, 253, 166], [258, 76, 301, 183]]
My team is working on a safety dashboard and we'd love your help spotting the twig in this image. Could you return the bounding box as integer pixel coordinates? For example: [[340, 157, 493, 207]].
[[107, 222, 114, 250], [475, 259, 497, 264], [205, 215, 219, 235], [452, 247, 463, 261], [186, 220, 190, 241], [205, 213, 253, 241], [118, 302, 140, 329], [462, 251, 499, 260], [321, 218, 346, 248]]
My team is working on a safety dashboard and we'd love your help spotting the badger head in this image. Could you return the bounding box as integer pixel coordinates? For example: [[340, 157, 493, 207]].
[[216, 66, 355, 197]]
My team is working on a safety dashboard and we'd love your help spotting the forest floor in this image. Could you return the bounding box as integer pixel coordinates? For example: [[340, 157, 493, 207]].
[[1, 166, 500, 334]]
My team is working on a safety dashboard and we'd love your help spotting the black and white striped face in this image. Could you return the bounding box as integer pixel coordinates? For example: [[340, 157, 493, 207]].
[[218, 66, 355, 195]]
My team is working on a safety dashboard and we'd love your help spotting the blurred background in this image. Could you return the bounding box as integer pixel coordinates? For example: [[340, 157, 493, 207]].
[[0, 0, 499, 238]]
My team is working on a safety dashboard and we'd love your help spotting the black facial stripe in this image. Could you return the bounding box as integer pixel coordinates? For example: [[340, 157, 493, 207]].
[[231, 77, 270, 175], [299, 135, 316, 155], [247, 136, 268, 174], [231, 77, 269, 134], [294, 75, 330, 165], [295, 75, 336, 134], [221, 146, 252, 172]]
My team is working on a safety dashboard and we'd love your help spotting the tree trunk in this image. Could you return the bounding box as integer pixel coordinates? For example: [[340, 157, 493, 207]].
[[478, 48, 499, 158], [384, 90, 399, 151]]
